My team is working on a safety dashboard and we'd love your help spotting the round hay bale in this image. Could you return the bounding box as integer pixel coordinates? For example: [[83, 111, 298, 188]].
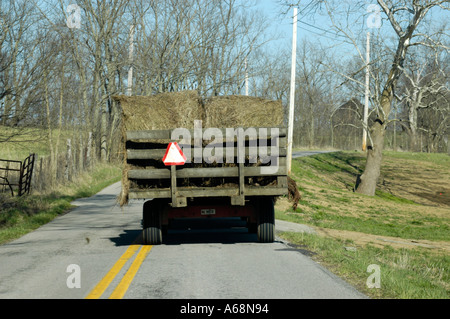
[[114, 90, 204, 131], [204, 95, 283, 128]]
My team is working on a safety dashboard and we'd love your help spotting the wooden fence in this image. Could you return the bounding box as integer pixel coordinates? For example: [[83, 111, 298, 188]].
[[32, 132, 95, 193]]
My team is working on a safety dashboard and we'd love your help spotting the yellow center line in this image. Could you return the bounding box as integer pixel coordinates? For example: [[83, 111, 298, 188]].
[[85, 245, 141, 299], [109, 245, 153, 299]]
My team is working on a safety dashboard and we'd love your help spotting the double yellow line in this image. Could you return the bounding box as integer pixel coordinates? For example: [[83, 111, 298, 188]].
[[86, 245, 153, 299]]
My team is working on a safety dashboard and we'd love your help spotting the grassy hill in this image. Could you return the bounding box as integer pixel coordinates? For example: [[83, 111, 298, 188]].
[[276, 151, 449, 299]]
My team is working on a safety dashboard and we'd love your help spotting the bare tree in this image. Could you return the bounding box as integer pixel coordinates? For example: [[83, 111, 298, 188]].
[[280, 0, 449, 195], [396, 45, 449, 152], [131, 0, 268, 97], [0, 0, 49, 145], [355, 0, 449, 195]]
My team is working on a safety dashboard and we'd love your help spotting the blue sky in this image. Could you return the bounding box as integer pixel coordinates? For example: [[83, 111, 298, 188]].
[[255, 1, 308, 51], [254, 0, 355, 55], [255, 0, 449, 57]]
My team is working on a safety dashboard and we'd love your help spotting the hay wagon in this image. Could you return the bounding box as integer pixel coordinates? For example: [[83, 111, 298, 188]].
[[114, 92, 289, 244]]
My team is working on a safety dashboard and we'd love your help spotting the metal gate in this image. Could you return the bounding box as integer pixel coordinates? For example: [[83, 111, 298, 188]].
[[0, 153, 35, 196]]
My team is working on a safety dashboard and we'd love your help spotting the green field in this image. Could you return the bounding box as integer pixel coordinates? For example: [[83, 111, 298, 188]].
[[0, 129, 122, 244], [0, 125, 76, 160], [276, 151, 449, 299]]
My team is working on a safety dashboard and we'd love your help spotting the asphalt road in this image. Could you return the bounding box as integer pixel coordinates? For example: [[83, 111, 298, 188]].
[[0, 177, 367, 300]]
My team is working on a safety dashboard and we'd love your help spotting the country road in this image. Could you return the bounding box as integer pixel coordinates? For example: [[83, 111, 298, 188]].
[[0, 176, 367, 300], [0, 149, 368, 301]]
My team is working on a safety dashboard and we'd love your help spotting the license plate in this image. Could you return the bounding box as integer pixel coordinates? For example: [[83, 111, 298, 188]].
[[201, 209, 216, 216]]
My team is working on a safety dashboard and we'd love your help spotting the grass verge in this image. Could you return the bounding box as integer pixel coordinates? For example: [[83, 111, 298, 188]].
[[279, 231, 449, 299], [276, 151, 449, 299], [0, 163, 121, 245]]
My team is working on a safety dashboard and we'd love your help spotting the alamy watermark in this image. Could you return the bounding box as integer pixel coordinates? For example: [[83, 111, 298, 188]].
[[66, 4, 81, 29], [367, 3, 382, 29], [366, 264, 381, 289], [66, 264, 81, 289], [171, 120, 281, 174]]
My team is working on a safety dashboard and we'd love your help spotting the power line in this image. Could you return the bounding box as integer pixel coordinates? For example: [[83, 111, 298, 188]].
[[298, 24, 344, 41], [298, 20, 348, 39]]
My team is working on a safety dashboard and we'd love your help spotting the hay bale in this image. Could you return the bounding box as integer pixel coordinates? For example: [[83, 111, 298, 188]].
[[204, 95, 283, 128], [114, 92, 283, 131], [113, 91, 204, 206], [288, 176, 301, 210], [114, 90, 204, 131]]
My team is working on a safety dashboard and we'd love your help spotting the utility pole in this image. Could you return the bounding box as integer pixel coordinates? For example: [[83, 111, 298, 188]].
[[362, 31, 370, 151], [245, 57, 249, 96], [287, 7, 298, 174], [127, 25, 135, 96]]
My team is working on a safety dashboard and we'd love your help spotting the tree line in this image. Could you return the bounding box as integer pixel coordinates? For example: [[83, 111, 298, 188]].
[[1, 1, 448, 189], [0, 0, 269, 161]]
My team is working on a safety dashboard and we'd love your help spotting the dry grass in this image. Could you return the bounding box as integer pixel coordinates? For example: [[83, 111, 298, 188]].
[[114, 91, 284, 131], [277, 151, 450, 250], [276, 151, 450, 298], [114, 91, 204, 131], [203, 95, 283, 128]]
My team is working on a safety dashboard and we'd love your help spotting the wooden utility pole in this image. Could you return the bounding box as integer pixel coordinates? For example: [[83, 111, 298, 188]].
[[245, 57, 249, 96], [127, 25, 135, 96], [362, 31, 370, 151], [287, 7, 298, 174]]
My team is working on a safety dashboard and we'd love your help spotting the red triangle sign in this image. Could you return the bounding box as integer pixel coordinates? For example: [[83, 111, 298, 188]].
[[162, 142, 187, 166]]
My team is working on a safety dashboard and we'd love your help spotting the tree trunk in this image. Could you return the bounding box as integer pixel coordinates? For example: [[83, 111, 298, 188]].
[[44, 71, 55, 186], [309, 112, 315, 149], [353, 0, 435, 196], [356, 79, 393, 196], [356, 122, 385, 196], [407, 86, 420, 152]]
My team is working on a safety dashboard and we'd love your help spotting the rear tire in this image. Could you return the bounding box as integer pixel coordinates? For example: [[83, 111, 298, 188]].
[[248, 222, 257, 234], [142, 200, 162, 245], [257, 197, 275, 243]]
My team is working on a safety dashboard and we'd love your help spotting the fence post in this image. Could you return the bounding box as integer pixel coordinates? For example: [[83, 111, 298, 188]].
[[87, 132, 93, 169], [18, 160, 24, 196], [38, 157, 43, 192], [65, 139, 72, 182], [79, 132, 84, 172]]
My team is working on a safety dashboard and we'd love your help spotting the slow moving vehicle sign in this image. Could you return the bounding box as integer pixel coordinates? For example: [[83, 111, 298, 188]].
[[162, 142, 187, 166]]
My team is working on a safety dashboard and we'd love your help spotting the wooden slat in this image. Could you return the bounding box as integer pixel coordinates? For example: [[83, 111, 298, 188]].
[[128, 187, 238, 199], [126, 149, 166, 160], [128, 188, 171, 199], [128, 184, 287, 200], [126, 127, 287, 141], [128, 164, 287, 180], [126, 130, 172, 140], [236, 128, 245, 206], [128, 169, 170, 179], [179, 187, 239, 198], [127, 147, 286, 160], [205, 146, 287, 158], [245, 165, 287, 176]]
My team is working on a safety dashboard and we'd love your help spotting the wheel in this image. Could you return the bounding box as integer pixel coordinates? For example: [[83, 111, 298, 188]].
[[248, 222, 257, 234], [257, 197, 275, 243], [246, 216, 257, 234], [142, 200, 163, 245]]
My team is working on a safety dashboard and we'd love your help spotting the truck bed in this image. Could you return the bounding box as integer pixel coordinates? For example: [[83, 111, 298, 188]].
[[123, 127, 288, 207]]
